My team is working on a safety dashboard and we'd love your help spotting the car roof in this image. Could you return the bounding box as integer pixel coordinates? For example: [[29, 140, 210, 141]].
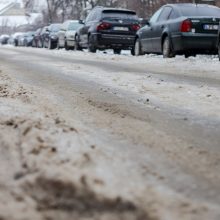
[[165, 3, 219, 9], [164, 3, 220, 17]]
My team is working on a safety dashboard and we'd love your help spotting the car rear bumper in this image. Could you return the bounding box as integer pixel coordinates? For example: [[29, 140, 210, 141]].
[[172, 33, 218, 54], [92, 33, 135, 49]]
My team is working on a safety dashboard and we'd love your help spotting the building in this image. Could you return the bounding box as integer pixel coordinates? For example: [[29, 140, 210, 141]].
[[0, 0, 40, 34]]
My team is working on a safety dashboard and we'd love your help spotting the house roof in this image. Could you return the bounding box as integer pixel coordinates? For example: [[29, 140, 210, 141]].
[[0, 1, 40, 27]]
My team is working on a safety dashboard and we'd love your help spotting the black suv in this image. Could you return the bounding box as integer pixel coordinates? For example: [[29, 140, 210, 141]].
[[75, 6, 140, 54]]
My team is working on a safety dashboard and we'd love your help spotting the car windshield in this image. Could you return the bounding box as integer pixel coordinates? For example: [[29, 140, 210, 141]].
[[180, 5, 220, 17], [68, 22, 82, 31], [27, 32, 35, 36], [102, 10, 138, 20], [50, 24, 60, 32]]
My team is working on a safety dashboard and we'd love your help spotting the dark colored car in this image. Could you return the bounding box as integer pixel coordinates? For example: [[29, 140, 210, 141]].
[[57, 20, 83, 50], [32, 28, 42, 47], [75, 6, 141, 54], [39, 26, 49, 48], [13, 33, 23, 46], [23, 31, 35, 46], [134, 4, 220, 58], [44, 23, 61, 49], [0, 35, 9, 44]]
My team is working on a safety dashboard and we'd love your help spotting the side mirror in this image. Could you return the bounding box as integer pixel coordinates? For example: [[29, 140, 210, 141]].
[[79, 20, 85, 25], [140, 19, 150, 27]]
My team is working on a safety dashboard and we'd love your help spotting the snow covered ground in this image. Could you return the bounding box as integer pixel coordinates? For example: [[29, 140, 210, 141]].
[[0, 46, 220, 220]]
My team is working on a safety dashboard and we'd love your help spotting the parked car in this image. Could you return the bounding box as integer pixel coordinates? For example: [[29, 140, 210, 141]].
[[57, 20, 83, 50], [75, 6, 141, 54], [134, 3, 220, 58], [32, 28, 42, 47], [44, 23, 61, 49], [17, 33, 26, 46], [39, 26, 49, 48], [18, 32, 34, 46], [0, 35, 9, 44], [11, 32, 23, 46], [23, 31, 35, 47]]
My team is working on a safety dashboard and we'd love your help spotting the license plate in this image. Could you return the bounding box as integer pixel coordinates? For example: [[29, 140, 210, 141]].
[[203, 24, 219, 30], [113, 27, 128, 31]]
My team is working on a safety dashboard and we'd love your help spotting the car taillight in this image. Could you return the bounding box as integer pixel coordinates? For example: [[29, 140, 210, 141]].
[[180, 20, 192, 32], [131, 24, 141, 31], [97, 22, 111, 31]]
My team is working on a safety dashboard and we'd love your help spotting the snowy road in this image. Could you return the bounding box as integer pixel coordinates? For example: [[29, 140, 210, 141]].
[[0, 46, 220, 220]]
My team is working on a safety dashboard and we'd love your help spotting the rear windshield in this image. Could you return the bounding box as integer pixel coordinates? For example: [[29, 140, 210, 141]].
[[180, 5, 220, 17], [102, 10, 138, 19], [68, 22, 82, 31]]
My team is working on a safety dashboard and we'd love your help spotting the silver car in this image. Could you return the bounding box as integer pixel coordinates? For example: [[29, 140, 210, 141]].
[[57, 20, 83, 50]]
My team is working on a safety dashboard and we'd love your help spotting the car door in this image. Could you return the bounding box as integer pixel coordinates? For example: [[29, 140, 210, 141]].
[[80, 9, 100, 47], [151, 6, 172, 52], [140, 8, 163, 53], [79, 10, 96, 46]]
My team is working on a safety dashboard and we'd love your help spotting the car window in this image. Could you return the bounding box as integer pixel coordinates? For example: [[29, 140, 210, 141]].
[[150, 8, 163, 24], [102, 10, 138, 20], [169, 9, 179, 20], [86, 10, 95, 23], [158, 7, 172, 22], [63, 21, 68, 30]]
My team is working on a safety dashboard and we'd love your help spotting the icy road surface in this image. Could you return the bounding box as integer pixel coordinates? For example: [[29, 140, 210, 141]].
[[0, 46, 220, 220]]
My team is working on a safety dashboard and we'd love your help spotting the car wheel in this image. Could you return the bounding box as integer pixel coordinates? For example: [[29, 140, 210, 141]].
[[75, 36, 82, 51], [65, 41, 69, 50], [184, 52, 191, 58], [113, 49, 121, 54], [88, 35, 96, 53], [218, 42, 220, 61], [162, 36, 174, 58], [134, 38, 144, 56]]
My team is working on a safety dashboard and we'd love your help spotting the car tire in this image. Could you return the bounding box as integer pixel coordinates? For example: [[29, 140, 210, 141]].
[[113, 49, 121, 54], [65, 41, 69, 50], [48, 39, 52, 49], [162, 36, 174, 58], [75, 36, 82, 51], [134, 38, 144, 56], [88, 35, 96, 53]]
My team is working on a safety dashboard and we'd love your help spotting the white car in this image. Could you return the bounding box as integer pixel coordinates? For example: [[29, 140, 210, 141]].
[[57, 20, 83, 50]]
